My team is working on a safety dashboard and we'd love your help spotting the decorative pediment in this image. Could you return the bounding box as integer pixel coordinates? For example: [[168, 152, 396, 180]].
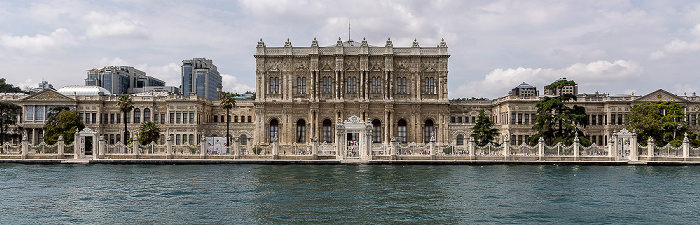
[[321, 62, 333, 71], [267, 62, 281, 72], [294, 62, 308, 71], [633, 89, 687, 103], [344, 62, 358, 71], [21, 89, 75, 102], [370, 62, 383, 71]]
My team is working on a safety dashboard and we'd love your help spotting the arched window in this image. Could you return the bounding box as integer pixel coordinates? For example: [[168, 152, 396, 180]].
[[240, 134, 247, 145], [270, 119, 279, 142], [247, 116, 252, 123], [424, 119, 434, 143], [398, 119, 407, 143], [322, 119, 333, 143], [133, 108, 141, 123], [143, 108, 151, 122], [189, 134, 194, 145], [457, 135, 464, 146], [234, 116, 238, 123], [372, 119, 381, 143], [296, 119, 306, 143]]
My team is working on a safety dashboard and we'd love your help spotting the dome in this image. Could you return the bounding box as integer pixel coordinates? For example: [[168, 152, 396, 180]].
[[515, 82, 535, 89], [57, 85, 111, 96]]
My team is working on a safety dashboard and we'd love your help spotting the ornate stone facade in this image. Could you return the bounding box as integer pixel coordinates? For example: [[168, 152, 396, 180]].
[[253, 38, 450, 148]]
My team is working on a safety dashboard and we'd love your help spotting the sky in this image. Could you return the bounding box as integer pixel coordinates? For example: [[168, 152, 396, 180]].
[[1, 0, 700, 99]]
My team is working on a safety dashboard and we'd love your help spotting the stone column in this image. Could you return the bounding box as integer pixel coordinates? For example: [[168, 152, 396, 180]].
[[311, 137, 318, 160], [429, 135, 436, 160], [683, 133, 690, 159], [630, 136, 638, 161], [647, 138, 654, 158], [133, 134, 139, 156], [538, 137, 544, 161], [233, 137, 241, 157], [468, 136, 475, 158], [390, 137, 397, 160], [99, 135, 106, 158], [200, 136, 207, 158], [57, 136, 65, 159], [166, 136, 173, 159], [74, 128, 79, 159], [95, 136, 103, 160], [272, 141, 279, 159], [21, 134, 28, 160], [610, 134, 616, 159], [573, 135, 580, 161], [503, 135, 510, 158]]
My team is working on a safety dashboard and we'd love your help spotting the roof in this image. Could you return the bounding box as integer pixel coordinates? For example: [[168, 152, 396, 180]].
[[514, 82, 535, 89], [57, 85, 111, 96]]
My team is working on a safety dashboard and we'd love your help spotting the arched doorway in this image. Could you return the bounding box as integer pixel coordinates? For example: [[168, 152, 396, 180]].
[[269, 119, 279, 143], [424, 119, 434, 143], [296, 119, 306, 143]]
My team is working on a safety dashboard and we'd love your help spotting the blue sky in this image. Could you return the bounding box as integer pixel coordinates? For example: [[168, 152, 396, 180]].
[[2, 0, 700, 99]]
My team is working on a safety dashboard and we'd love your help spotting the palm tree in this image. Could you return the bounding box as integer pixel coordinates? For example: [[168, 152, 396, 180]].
[[219, 92, 237, 146], [138, 121, 160, 145], [117, 94, 134, 144]]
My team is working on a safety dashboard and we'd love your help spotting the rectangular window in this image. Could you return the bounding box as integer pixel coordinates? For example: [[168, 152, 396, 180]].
[[176, 134, 181, 145], [592, 115, 597, 125], [189, 134, 194, 145], [451, 117, 456, 123], [117, 113, 121, 124], [214, 115, 218, 123], [92, 113, 97, 124], [524, 114, 529, 124], [35, 105, 45, 121], [297, 77, 307, 94], [176, 113, 181, 124], [189, 112, 194, 124], [531, 114, 536, 124], [182, 134, 187, 145], [618, 114, 623, 125], [511, 114, 516, 125], [457, 117, 462, 123], [234, 116, 238, 123], [125, 112, 130, 124], [26, 106, 34, 121], [170, 113, 174, 124], [248, 116, 252, 123], [269, 77, 279, 94], [511, 135, 517, 145], [472, 116, 476, 124], [517, 113, 522, 124], [160, 134, 165, 145], [84, 113, 90, 124]]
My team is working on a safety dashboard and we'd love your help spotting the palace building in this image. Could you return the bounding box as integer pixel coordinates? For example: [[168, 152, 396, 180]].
[[4, 38, 700, 155]]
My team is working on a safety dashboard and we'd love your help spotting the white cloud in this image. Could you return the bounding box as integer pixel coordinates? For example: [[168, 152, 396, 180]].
[[0, 28, 78, 53], [97, 57, 129, 67], [221, 74, 254, 94], [454, 60, 642, 98], [83, 11, 148, 39], [673, 84, 697, 96], [135, 63, 181, 86]]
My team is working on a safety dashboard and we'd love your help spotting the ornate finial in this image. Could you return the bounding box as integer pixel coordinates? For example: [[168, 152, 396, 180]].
[[442, 38, 444, 42], [314, 37, 316, 41], [412, 38, 419, 47], [388, 37, 391, 41], [260, 38, 263, 42], [287, 38, 290, 42], [363, 37, 366, 41], [338, 37, 342, 41]]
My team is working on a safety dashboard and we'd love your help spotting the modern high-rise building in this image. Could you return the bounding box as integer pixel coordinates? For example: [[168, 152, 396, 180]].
[[85, 66, 166, 95], [181, 58, 222, 100]]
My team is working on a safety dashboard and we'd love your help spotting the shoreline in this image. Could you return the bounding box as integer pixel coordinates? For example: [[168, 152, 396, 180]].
[[2, 158, 700, 166]]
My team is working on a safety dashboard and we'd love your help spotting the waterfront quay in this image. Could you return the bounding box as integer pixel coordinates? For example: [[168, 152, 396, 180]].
[[3, 127, 700, 166]]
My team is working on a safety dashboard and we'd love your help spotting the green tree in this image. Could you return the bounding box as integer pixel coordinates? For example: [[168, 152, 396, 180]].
[[0, 102, 22, 145], [117, 94, 134, 144], [44, 109, 84, 145], [0, 78, 26, 93], [137, 121, 160, 145], [627, 101, 687, 146], [219, 91, 237, 146], [471, 109, 499, 146], [530, 92, 591, 146]]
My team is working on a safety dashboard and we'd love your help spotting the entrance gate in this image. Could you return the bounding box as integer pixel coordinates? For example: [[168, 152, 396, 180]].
[[613, 128, 637, 161], [335, 115, 373, 160], [74, 127, 98, 159]]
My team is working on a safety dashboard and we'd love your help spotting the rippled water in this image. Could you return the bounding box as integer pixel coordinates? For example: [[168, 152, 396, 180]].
[[1, 164, 699, 224]]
